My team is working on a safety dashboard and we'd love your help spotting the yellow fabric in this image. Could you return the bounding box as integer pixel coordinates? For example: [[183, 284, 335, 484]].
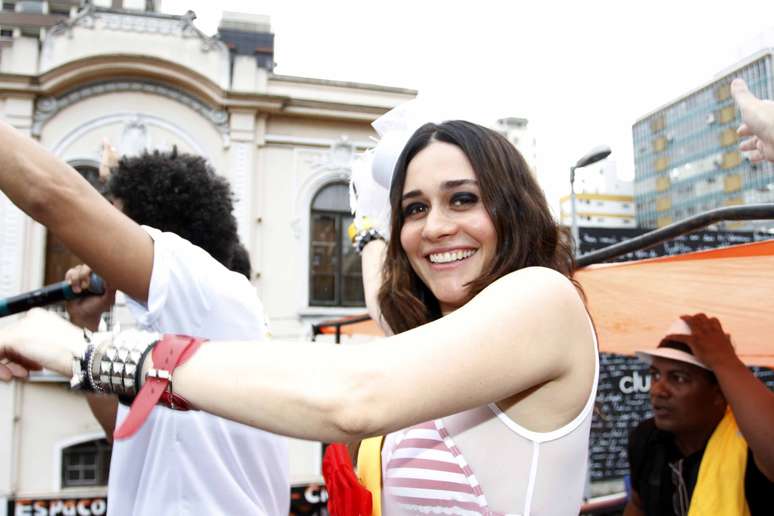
[[357, 436, 384, 516], [348, 216, 375, 242], [688, 409, 750, 516]]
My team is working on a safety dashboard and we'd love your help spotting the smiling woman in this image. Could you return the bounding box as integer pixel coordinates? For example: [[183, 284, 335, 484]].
[[340, 120, 598, 515]]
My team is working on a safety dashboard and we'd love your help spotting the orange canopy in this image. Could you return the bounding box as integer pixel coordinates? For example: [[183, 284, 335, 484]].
[[577, 239, 774, 367], [317, 240, 774, 367]]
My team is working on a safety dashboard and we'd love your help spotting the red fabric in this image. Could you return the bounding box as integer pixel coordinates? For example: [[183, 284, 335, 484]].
[[114, 334, 204, 440], [322, 444, 373, 516]]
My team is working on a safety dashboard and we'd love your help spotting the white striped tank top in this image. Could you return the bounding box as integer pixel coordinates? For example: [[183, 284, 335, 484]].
[[381, 329, 599, 515]]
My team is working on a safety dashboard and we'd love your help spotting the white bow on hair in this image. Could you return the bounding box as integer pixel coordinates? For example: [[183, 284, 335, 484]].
[[369, 98, 449, 189], [348, 98, 483, 240]]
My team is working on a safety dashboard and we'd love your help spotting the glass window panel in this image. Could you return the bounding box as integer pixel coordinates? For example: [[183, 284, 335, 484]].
[[341, 275, 366, 305], [312, 183, 349, 211], [61, 439, 111, 488], [310, 215, 337, 275], [309, 183, 365, 306], [312, 275, 336, 303]]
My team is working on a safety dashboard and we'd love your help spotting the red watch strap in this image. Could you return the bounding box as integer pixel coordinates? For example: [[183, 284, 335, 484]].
[[114, 334, 204, 440]]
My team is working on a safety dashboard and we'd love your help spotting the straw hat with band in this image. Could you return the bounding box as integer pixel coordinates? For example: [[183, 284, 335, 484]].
[[635, 318, 711, 371]]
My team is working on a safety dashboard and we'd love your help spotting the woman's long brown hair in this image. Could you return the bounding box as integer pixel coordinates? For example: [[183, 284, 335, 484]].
[[377, 120, 578, 334], [349, 121, 581, 464]]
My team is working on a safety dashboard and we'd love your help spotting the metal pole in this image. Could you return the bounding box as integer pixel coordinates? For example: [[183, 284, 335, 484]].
[[570, 166, 579, 255]]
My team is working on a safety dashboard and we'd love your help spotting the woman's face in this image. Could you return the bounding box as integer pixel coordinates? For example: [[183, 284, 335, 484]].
[[399, 141, 497, 314]]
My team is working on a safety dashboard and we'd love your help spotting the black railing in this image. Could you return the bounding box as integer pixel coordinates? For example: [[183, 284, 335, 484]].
[[577, 203, 774, 267]]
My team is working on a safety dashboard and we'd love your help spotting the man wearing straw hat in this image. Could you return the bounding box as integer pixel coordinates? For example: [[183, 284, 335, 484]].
[[623, 313, 774, 516]]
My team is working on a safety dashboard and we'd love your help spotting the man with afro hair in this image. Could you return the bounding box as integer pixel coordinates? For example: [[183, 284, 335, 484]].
[[106, 147, 240, 269], [56, 143, 288, 515]]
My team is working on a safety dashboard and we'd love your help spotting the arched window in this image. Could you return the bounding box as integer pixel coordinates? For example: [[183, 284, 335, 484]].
[[61, 438, 112, 487], [44, 163, 104, 285], [309, 182, 364, 306]]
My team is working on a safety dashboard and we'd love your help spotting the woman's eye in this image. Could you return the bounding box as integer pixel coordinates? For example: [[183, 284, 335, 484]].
[[403, 203, 427, 217], [451, 192, 478, 207]]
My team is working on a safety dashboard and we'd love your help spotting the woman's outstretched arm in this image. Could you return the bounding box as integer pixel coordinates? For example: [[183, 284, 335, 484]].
[[1, 267, 594, 443]]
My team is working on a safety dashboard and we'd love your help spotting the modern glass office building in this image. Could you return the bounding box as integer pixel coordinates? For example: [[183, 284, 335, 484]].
[[633, 50, 774, 230]]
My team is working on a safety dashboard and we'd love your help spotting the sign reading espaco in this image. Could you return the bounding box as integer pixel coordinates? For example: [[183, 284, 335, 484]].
[[8, 497, 107, 516]]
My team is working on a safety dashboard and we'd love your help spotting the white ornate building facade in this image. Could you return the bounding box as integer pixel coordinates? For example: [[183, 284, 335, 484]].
[[0, 2, 415, 512]]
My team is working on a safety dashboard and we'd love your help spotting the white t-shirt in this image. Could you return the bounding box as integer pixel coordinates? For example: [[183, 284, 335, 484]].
[[107, 226, 288, 516]]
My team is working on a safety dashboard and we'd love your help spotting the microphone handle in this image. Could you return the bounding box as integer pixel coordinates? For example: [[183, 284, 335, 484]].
[[0, 273, 105, 317]]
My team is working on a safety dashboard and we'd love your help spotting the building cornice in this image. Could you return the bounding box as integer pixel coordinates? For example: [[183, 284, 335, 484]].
[[0, 53, 405, 124], [48, 4, 224, 53], [35, 54, 226, 107], [30, 79, 231, 137], [269, 73, 417, 96]]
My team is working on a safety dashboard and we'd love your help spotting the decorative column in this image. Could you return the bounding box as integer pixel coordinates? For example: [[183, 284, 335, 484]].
[[227, 109, 258, 266], [0, 96, 36, 297], [0, 93, 35, 509]]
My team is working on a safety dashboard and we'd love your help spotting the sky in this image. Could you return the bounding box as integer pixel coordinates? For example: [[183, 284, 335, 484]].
[[160, 0, 774, 210]]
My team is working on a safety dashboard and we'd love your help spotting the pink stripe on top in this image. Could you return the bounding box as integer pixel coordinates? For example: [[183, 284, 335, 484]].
[[382, 419, 504, 516]]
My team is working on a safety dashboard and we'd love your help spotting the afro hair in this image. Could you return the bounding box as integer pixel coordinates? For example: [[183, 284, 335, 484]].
[[228, 242, 252, 280], [107, 148, 240, 268]]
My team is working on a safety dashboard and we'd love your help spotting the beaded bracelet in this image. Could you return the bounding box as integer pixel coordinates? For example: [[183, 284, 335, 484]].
[[347, 216, 386, 255], [353, 227, 385, 254]]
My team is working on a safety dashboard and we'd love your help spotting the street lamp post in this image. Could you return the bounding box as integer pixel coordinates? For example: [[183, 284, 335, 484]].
[[570, 145, 612, 255]]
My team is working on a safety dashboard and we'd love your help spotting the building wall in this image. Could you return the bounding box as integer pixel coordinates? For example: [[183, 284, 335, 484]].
[[633, 51, 774, 230], [560, 193, 636, 229], [496, 117, 538, 177], [560, 159, 635, 229], [0, 5, 415, 505], [39, 14, 231, 89], [15, 383, 104, 497]]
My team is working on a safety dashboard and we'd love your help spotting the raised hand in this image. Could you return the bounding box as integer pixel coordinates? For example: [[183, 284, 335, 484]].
[[679, 313, 738, 370], [99, 138, 119, 181], [732, 78, 774, 163], [65, 264, 116, 331]]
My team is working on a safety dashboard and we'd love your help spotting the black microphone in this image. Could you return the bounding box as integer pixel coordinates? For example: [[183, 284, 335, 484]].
[[0, 273, 105, 317]]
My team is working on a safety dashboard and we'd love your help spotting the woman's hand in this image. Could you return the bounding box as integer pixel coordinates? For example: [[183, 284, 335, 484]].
[[0, 308, 85, 380]]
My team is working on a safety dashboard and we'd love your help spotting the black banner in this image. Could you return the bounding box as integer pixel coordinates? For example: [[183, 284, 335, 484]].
[[290, 484, 328, 516], [578, 226, 761, 263]]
